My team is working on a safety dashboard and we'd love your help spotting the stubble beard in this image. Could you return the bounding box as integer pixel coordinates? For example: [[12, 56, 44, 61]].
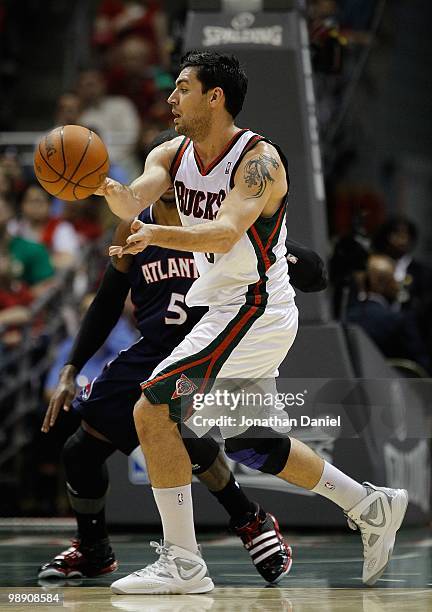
[[175, 113, 211, 142]]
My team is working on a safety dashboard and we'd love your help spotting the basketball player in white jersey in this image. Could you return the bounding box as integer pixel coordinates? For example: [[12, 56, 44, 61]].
[[96, 51, 408, 595]]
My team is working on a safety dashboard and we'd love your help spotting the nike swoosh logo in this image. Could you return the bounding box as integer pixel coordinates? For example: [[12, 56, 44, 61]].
[[366, 497, 386, 528], [177, 564, 203, 580]]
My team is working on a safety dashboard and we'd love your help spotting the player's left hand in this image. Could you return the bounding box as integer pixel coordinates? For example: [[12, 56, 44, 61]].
[[109, 218, 153, 257], [41, 365, 77, 433]]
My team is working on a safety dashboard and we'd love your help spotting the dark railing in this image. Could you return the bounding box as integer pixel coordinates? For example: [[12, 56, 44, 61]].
[[0, 242, 105, 474]]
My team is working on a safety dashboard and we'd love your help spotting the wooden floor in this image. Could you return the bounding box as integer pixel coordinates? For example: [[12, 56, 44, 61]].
[[1, 586, 431, 612], [0, 528, 431, 611]]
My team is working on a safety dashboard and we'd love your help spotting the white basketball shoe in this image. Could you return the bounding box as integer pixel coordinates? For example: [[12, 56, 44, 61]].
[[111, 541, 214, 595], [346, 482, 408, 586]]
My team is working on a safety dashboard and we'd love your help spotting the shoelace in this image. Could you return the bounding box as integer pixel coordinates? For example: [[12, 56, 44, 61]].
[[55, 542, 82, 561], [235, 515, 263, 543], [344, 514, 370, 550], [134, 541, 173, 577], [344, 514, 358, 531]]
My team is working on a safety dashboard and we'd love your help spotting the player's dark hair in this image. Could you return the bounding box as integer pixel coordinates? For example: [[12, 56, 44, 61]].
[[180, 50, 248, 119]]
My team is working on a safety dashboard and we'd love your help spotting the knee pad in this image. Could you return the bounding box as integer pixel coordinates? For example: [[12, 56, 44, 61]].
[[179, 426, 220, 474], [62, 427, 115, 499], [224, 431, 291, 475]]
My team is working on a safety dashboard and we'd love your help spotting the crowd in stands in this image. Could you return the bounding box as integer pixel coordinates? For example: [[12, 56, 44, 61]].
[[0, 2, 175, 514], [330, 214, 432, 375], [0, 141, 138, 513], [70, 0, 174, 182], [0, 0, 175, 352], [308, 1, 432, 372]]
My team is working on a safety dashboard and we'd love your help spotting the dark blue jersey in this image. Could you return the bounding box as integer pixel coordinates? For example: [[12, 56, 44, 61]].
[[128, 206, 207, 352]]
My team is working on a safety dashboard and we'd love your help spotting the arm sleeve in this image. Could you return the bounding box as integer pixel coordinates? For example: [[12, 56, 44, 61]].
[[65, 263, 131, 372], [286, 239, 328, 293]]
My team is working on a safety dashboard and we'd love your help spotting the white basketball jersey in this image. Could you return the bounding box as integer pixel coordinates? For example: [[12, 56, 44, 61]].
[[171, 129, 295, 308]]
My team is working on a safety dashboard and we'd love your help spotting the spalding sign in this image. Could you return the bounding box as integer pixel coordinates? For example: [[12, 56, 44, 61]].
[[203, 12, 283, 47]]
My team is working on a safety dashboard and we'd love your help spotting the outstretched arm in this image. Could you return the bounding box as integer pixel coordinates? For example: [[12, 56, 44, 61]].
[[95, 138, 179, 219], [115, 142, 287, 255]]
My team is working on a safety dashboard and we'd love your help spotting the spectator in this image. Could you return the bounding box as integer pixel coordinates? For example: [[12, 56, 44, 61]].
[[329, 209, 370, 318], [49, 91, 129, 217], [106, 35, 173, 124], [347, 254, 431, 373], [9, 184, 80, 269], [76, 67, 141, 180], [54, 91, 82, 126], [0, 149, 27, 205], [0, 165, 14, 204], [372, 216, 432, 307], [0, 195, 54, 297], [93, 0, 170, 68], [0, 251, 33, 348], [309, 0, 345, 74], [62, 196, 106, 243], [373, 215, 432, 360]]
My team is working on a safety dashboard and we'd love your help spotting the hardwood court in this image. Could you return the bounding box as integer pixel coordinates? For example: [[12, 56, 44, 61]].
[[0, 528, 430, 611]]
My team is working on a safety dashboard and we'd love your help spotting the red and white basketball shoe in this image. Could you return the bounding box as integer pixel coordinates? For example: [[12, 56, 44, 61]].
[[38, 538, 118, 579], [231, 503, 292, 583]]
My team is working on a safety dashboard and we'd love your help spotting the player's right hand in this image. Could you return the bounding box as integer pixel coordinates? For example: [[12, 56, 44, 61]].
[[94, 177, 123, 197], [41, 365, 77, 433]]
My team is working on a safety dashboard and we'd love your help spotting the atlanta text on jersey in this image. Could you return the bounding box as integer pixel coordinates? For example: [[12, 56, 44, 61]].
[[141, 257, 199, 284]]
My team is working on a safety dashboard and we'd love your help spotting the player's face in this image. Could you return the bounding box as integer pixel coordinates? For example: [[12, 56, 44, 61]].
[[167, 67, 212, 140]]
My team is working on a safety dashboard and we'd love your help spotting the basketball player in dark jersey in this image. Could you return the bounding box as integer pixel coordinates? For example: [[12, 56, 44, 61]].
[[39, 130, 327, 583]]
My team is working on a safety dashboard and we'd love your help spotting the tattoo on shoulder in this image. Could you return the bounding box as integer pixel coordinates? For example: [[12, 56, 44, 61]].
[[243, 154, 279, 198]]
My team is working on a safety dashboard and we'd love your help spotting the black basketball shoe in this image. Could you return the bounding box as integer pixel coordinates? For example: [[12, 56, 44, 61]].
[[38, 537, 118, 579], [231, 503, 292, 583]]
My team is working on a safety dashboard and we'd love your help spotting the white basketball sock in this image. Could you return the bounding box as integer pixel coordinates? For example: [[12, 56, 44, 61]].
[[312, 461, 367, 511], [152, 484, 198, 553]]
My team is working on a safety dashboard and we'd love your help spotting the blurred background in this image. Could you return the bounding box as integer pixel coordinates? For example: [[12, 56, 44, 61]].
[[0, 0, 431, 523]]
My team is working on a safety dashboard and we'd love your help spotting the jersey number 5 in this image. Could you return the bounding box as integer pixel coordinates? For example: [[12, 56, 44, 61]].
[[165, 292, 187, 325]]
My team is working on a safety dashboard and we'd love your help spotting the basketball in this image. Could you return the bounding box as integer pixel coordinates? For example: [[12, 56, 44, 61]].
[[33, 125, 110, 201]]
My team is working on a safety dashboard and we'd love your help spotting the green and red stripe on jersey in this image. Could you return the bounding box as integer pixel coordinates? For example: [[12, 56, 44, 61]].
[[169, 137, 191, 180], [140, 201, 286, 422], [142, 132, 289, 421], [246, 201, 287, 307], [141, 302, 264, 421]]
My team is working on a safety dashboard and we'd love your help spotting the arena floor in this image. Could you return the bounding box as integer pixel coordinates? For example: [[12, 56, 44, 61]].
[[0, 528, 431, 611]]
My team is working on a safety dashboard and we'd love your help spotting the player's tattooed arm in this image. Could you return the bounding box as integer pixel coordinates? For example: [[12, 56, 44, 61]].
[[115, 143, 287, 255], [243, 154, 280, 199]]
